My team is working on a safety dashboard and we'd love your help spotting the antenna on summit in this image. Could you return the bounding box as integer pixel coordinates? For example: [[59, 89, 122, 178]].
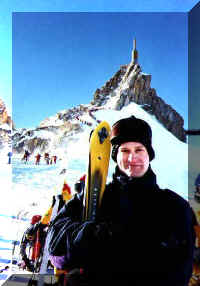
[[132, 38, 138, 64]]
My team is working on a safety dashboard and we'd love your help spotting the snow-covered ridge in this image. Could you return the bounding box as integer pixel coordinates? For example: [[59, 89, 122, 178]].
[[91, 62, 186, 142], [14, 102, 188, 198]]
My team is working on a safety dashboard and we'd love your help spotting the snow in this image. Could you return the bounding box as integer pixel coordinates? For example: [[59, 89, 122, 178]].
[[0, 124, 11, 131], [0, 101, 195, 284], [39, 113, 64, 127]]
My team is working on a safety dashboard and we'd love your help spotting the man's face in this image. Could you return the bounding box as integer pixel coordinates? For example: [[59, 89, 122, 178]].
[[117, 142, 150, 178]]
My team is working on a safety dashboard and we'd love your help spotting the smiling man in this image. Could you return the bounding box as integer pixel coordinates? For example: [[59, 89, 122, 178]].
[[49, 115, 195, 286], [116, 142, 149, 177]]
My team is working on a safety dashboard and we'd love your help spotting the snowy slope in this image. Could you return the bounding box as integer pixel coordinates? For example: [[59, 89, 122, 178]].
[[69, 102, 188, 199]]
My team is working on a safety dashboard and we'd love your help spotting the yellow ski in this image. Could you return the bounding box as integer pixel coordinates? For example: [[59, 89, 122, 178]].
[[84, 121, 111, 221]]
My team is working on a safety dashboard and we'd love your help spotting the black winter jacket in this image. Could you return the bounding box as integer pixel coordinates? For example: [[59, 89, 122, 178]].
[[48, 167, 195, 286]]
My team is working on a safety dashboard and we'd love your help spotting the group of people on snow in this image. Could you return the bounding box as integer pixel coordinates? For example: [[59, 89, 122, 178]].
[[21, 150, 58, 165], [35, 153, 57, 165], [19, 115, 198, 286]]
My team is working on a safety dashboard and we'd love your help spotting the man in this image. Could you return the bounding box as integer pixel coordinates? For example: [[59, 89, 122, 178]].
[[7, 151, 12, 164], [35, 153, 41, 165], [19, 215, 42, 272], [49, 116, 195, 286]]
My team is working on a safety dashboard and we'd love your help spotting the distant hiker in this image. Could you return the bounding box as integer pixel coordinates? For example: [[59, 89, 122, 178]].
[[35, 153, 41, 165], [48, 115, 196, 286], [19, 215, 42, 272], [22, 150, 30, 162], [25, 150, 30, 159], [44, 153, 50, 165], [50, 155, 56, 165], [53, 155, 57, 164], [7, 151, 12, 164]]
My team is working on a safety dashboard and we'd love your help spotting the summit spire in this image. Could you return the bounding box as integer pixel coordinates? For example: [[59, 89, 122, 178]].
[[132, 38, 138, 64]]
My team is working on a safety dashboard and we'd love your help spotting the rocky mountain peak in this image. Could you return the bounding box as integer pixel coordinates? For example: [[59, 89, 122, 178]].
[[0, 98, 12, 149], [0, 99, 12, 127], [90, 40, 186, 142]]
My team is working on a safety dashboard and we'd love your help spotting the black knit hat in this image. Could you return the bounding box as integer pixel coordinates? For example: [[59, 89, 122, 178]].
[[110, 116, 155, 162]]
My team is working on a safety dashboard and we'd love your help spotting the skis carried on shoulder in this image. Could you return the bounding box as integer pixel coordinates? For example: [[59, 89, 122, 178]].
[[83, 121, 111, 221]]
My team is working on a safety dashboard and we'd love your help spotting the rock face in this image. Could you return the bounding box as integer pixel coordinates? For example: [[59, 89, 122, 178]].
[[0, 129, 11, 149], [0, 99, 12, 148], [91, 65, 128, 106], [12, 101, 89, 154], [0, 99, 12, 127], [12, 112, 83, 154], [91, 61, 186, 142], [12, 130, 49, 154]]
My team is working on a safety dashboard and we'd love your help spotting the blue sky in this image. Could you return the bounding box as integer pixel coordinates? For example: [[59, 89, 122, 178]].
[[13, 12, 188, 128], [1, 0, 199, 128]]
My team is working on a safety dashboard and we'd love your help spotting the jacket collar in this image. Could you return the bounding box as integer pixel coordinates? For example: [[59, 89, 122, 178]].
[[113, 165, 158, 196]]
